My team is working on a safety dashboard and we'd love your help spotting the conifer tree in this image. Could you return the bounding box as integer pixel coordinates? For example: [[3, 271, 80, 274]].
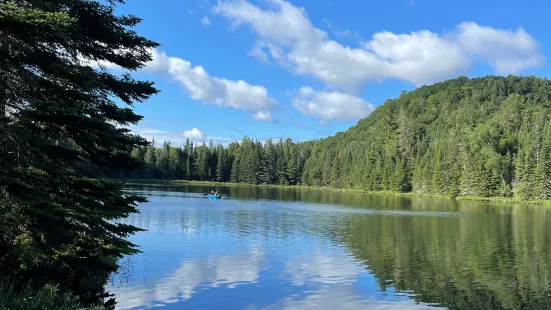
[[144, 144, 158, 179], [185, 142, 195, 180], [230, 157, 239, 183], [0, 0, 158, 307]]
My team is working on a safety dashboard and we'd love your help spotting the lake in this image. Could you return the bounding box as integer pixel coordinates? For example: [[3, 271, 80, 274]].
[[108, 183, 551, 310]]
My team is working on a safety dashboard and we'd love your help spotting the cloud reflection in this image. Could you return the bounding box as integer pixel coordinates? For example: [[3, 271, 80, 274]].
[[265, 287, 441, 310], [111, 245, 264, 309], [284, 249, 365, 286]]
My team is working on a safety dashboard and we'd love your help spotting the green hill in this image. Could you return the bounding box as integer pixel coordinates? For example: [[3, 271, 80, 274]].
[[127, 75, 551, 201], [302, 75, 551, 200]]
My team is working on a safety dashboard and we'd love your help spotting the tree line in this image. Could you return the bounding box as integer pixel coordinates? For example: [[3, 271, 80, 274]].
[[126, 75, 551, 201], [124, 137, 314, 186]]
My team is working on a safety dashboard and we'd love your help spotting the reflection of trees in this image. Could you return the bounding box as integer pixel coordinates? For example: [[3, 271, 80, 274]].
[[335, 208, 551, 310], [123, 184, 551, 309], [127, 183, 537, 215], [128, 183, 457, 211]]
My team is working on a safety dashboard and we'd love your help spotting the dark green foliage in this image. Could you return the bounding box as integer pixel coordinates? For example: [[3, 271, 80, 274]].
[[127, 137, 312, 186], [129, 75, 551, 201], [1, 0, 158, 308], [0, 283, 105, 310]]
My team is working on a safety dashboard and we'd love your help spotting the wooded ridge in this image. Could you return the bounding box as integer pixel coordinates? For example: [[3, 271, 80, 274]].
[[123, 75, 551, 201]]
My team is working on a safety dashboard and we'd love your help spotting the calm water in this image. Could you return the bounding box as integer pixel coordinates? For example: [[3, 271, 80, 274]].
[[108, 183, 551, 310]]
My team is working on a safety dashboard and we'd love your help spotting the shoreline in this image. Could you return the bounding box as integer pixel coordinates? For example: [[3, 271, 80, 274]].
[[116, 178, 551, 206]]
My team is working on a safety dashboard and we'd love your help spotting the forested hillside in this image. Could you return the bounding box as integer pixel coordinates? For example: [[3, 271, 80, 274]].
[[125, 75, 551, 200]]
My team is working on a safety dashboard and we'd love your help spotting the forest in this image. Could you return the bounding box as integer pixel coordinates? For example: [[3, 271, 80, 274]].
[[125, 75, 551, 201]]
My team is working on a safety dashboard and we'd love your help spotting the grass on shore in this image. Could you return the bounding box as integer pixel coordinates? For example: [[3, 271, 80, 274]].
[[0, 283, 105, 310], [118, 178, 551, 206]]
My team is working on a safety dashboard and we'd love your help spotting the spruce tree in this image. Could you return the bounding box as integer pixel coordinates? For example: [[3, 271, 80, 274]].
[[215, 149, 225, 182], [144, 144, 158, 179], [0, 0, 158, 307], [156, 142, 171, 179], [230, 157, 239, 183], [129, 147, 146, 178]]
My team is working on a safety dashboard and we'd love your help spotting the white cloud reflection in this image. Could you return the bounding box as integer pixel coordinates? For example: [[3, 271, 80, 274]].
[[284, 250, 365, 286], [109, 242, 443, 310], [110, 245, 264, 309]]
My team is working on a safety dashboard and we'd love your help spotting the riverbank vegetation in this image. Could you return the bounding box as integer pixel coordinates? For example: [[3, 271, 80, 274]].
[[1, 0, 157, 308], [123, 75, 551, 202]]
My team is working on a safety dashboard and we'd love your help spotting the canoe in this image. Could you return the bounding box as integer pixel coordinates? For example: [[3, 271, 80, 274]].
[[207, 194, 222, 199]]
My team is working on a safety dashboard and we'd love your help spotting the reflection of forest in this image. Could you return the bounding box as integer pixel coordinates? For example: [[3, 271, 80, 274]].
[[337, 207, 551, 310], [126, 184, 551, 309], [128, 183, 533, 213]]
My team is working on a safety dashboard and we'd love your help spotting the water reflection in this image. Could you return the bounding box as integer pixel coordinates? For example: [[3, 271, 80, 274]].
[[329, 205, 551, 309], [112, 244, 264, 309], [109, 184, 551, 309]]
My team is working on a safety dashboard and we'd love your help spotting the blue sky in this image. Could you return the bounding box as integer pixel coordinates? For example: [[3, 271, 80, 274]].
[[101, 0, 550, 146]]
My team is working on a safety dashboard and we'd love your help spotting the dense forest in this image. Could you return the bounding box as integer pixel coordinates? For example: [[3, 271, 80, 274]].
[[125, 75, 551, 201]]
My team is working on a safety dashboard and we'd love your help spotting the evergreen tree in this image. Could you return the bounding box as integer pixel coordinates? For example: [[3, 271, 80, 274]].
[[0, 0, 158, 307], [194, 144, 208, 181], [286, 140, 298, 185], [230, 157, 239, 183], [276, 139, 288, 185], [216, 149, 225, 182], [264, 139, 277, 184], [144, 144, 157, 179], [258, 145, 270, 185], [129, 147, 146, 178], [185, 142, 195, 180], [156, 142, 171, 179]]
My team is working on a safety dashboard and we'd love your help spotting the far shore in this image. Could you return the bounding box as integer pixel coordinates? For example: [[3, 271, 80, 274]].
[[115, 178, 551, 206]]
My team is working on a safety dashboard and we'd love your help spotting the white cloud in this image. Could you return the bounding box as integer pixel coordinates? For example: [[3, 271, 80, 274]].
[[144, 48, 171, 73], [291, 87, 375, 122], [454, 22, 544, 74], [183, 128, 207, 140], [80, 47, 278, 121], [79, 47, 170, 74], [201, 15, 211, 27], [252, 111, 274, 122], [143, 49, 278, 117], [170, 57, 277, 112], [248, 42, 270, 62], [131, 127, 233, 146], [214, 0, 544, 94]]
